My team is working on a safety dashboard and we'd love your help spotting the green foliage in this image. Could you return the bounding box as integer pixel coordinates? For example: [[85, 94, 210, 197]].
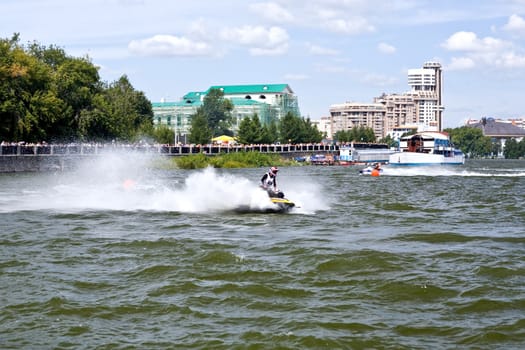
[[188, 110, 212, 145], [201, 88, 234, 136], [378, 134, 397, 148], [188, 88, 234, 144], [265, 120, 279, 143], [279, 112, 300, 143], [278, 112, 322, 144], [150, 125, 175, 144], [503, 138, 525, 159], [173, 153, 210, 169], [173, 151, 291, 169], [334, 126, 376, 143], [446, 127, 493, 158], [0, 35, 152, 142], [237, 114, 268, 144]]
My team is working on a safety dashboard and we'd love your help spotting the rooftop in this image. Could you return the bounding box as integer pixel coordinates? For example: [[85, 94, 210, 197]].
[[206, 84, 292, 95], [468, 118, 525, 137]]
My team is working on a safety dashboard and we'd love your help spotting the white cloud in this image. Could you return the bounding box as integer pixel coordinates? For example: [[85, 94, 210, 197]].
[[441, 30, 525, 70], [360, 73, 398, 87], [187, 19, 212, 41], [496, 51, 525, 68], [128, 35, 213, 57], [446, 57, 476, 70], [250, 45, 289, 56], [283, 73, 309, 80], [377, 42, 396, 54], [220, 25, 289, 56], [250, 2, 294, 23], [441, 31, 509, 52], [314, 63, 348, 74], [307, 43, 339, 56], [503, 14, 525, 37], [323, 17, 375, 35]]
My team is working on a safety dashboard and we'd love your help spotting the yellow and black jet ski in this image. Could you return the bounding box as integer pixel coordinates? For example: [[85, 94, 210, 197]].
[[234, 188, 295, 213], [264, 188, 295, 213], [269, 196, 295, 213]]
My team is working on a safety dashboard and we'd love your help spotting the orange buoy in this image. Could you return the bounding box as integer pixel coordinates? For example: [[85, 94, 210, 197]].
[[371, 169, 380, 177]]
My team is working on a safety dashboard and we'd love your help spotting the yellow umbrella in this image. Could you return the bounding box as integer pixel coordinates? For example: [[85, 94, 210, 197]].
[[212, 135, 236, 143]]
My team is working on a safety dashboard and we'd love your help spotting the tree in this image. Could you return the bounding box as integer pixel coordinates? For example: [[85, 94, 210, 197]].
[[200, 88, 234, 136], [503, 138, 525, 159], [0, 35, 152, 142], [378, 134, 397, 148], [264, 120, 279, 144], [447, 127, 492, 158], [237, 114, 265, 144], [78, 75, 153, 141], [0, 34, 55, 141], [151, 125, 175, 145], [300, 117, 323, 143], [334, 126, 376, 143], [279, 112, 301, 143], [188, 110, 212, 145], [277, 112, 322, 144]]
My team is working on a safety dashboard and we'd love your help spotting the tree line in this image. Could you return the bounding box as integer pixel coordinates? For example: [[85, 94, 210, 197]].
[[2, 34, 524, 158], [446, 126, 525, 159], [1, 34, 155, 143]]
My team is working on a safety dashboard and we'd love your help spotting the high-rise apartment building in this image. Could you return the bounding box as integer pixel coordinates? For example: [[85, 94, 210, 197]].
[[329, 61, 444, 140], [407, 61, 444, 131], [329, 102, 386, 140]]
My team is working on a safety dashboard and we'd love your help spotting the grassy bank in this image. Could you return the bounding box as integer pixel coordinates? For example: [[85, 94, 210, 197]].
[[164, 152, 297, 170]]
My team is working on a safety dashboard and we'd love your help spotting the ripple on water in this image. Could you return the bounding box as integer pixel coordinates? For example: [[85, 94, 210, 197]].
[[1, 162, 524, 349]]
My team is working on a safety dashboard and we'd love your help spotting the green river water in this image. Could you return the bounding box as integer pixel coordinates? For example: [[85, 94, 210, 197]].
[[1, 155, 524, 349]]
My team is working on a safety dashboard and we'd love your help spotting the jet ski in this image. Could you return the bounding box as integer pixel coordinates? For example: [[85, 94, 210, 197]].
[[359, 164, 383, 175], [264, 188, 295, 213], [234, 188, 295, 213]]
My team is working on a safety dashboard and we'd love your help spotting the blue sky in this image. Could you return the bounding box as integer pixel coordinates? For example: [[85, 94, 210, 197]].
[[2, 0, 525, 128]]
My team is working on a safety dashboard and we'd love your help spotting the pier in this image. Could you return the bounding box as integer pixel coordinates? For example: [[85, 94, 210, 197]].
[[0, 142, 337, 157], [0, 142, 339, 172], [0, 142, 390, 172]]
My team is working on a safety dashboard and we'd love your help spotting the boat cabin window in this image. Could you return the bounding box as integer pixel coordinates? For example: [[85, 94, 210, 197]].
[[408, 136, 424, 152]]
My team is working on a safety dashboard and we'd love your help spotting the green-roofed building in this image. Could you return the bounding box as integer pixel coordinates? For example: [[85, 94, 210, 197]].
[[152, 84, 300, 143]]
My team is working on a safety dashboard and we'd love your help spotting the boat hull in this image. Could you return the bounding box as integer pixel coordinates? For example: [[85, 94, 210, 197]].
[[388, 152, 464, 166]]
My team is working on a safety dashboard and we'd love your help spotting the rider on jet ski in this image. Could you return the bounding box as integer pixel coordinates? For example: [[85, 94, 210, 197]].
[[261, 166, 284, 198]]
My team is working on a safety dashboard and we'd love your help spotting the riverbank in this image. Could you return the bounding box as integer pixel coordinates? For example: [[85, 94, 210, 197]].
[[0, 152, 297, 173], [0, 155, 75, 173]]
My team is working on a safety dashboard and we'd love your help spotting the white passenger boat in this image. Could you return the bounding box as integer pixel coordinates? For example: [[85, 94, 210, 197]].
[[389, 132, 465, 166]]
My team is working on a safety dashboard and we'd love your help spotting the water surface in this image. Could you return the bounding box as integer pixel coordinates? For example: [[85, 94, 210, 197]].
[[1, 156, 524, 349]]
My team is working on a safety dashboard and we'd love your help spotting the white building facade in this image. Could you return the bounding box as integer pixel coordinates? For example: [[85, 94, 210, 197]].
[[152, 84, 300, 143], [407, 61, 444, 131]]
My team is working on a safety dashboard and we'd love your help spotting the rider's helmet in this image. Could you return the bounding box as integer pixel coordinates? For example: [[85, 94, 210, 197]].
[[270, 166, 279, 175]]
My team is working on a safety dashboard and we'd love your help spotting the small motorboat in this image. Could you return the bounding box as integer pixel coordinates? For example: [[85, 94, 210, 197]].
[[389, 131, 465, 166]]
